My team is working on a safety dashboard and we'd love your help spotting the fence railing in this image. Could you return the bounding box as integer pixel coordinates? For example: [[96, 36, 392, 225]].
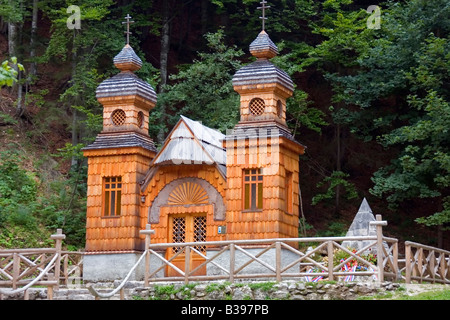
[[61, 250, 84, 287], [2, 216, 450, 300], [405, 241, 450, 284], [139, 215, 399, 285], [0, 229, 66, 300], [143, 237, 399, 285]]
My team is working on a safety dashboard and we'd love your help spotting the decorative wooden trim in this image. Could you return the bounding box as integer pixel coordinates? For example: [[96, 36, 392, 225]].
[[83, 146, 156, 158], [168, 182, 209, 206], [149, 177, 226, 224]]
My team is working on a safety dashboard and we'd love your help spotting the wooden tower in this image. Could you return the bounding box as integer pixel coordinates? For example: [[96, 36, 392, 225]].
[[82, 43, 157, 254], [224, 29, 305, 241]]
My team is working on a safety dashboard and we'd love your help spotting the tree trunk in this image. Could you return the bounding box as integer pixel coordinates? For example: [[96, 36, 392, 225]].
[[157, 0, 171, 145], [334, 123, 341, 216], [28, 0, 39, 82], [70, 32, 79, 168], [201, 0, 208, 35], [159, 0, 170, 93], [71, 107, 78, 167], [9, 20, 25, 117], [7, 21, 17, 60], [8, 21, 18, 97]]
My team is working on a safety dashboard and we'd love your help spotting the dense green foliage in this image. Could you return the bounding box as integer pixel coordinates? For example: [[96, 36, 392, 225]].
[[0, 0, 448, 249], [154, 29, 244, 136], [0, 150, 85, 248], [0, 57, 23, 87]]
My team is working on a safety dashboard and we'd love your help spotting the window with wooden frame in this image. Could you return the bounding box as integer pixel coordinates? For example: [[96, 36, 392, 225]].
[[103, 177, 122, 217], [243, 169, 263, 211], [285, 171, 293, 214]]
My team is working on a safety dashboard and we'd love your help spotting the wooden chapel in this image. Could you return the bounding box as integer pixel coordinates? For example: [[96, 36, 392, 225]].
[[82, 12, 305, 281]]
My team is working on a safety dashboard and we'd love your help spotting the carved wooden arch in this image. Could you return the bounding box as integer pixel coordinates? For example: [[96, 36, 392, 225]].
[[149, 177, 225, 223]]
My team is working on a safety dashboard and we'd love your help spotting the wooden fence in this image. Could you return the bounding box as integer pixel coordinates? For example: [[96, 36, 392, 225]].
[[405, 241, 450, 284], [0, 229, 83, 300], [143, 238, 398, 284], [2, 216, 450, 300], [138, 215, 399, 285]]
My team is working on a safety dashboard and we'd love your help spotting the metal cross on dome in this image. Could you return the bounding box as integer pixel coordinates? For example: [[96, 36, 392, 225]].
[[122, 14, 135, 45], [257, 1, 271, 31]]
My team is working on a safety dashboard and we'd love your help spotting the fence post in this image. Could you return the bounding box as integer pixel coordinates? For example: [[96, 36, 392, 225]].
[[12, 253, 19, 290], [140, 224, 154, 287], [51, 229, 66, 289], [393, 241, 399, 280], [429, 249, 435, 283], [370, 215, 387, 284], [327, 241, 334, 281], [275, 242, 282, 282], [47, 273, 54, 300], [184, 246, 190, 284], [229, 244, 235, 283]]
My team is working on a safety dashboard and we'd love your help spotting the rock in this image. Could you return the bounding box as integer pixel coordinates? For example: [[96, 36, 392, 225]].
[[306, 293, 319, 300], [176, 291, 185, 300], [296, 282, 306, 291], [232, 286, 253, 300], [272, 290, 289, 299], [195, 284, 207, 297], [195, 284, 207, 292], [253, 289, 267, 300], [288, 283, 297, 290], [208, 290, 226, 300]]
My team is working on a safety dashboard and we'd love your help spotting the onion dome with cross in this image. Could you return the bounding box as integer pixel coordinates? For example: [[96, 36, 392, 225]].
[[94, 14, 157, 136], [84, 14, 157, 153], [232, 1, 294, 124]]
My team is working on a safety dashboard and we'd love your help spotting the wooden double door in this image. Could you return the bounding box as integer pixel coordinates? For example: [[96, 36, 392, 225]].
[[167, 213, 207, 277]]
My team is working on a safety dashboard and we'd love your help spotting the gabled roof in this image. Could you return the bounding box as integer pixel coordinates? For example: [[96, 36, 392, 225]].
[[141, 116, 226, 191]]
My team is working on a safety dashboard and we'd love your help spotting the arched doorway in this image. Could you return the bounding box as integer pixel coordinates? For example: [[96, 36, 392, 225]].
[[149, 178, 225, 276]]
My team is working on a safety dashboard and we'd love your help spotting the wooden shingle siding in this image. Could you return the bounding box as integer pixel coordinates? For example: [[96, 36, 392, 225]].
[[84, 149, 154, 252]]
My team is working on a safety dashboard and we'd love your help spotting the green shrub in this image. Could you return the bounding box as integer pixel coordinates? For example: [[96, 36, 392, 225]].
[[0, 151, 38, 230]]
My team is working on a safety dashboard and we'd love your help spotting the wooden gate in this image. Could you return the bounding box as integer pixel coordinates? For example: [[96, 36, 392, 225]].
[[167, 213, 207, 277]]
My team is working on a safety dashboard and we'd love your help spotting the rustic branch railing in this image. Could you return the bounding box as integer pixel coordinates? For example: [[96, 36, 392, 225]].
[[0, 229, 65, 300], [139, 215, 399, 285], [61, 251, 84, 287], [405, 241, 450, 284], [3, 217, 450, 301], [144, 236, 399, 285]]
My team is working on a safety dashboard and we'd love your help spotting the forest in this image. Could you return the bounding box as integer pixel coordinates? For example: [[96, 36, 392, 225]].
[[0, 0, 448, 250]]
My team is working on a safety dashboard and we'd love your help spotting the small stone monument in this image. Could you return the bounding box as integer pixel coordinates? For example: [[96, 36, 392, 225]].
[[341, 198, 377, 252]]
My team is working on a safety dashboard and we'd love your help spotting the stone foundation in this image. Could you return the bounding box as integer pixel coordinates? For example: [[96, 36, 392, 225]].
[[0, 281, 402, 300]]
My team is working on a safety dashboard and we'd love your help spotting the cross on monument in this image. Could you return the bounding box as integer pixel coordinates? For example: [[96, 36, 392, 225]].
[[257, 1, 271, 31], [122, 14, 135, 45]]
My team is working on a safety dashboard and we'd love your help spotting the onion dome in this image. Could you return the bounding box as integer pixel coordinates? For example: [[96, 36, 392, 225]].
[[232, 31, 294, 92], [249, 30, 278, 59], [113, 44, 143, 72], [96, 44, 157, 106]]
